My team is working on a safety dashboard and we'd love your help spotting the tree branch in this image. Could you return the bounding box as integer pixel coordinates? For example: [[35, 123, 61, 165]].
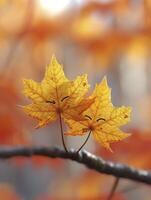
[[0, 146, 150, 185]]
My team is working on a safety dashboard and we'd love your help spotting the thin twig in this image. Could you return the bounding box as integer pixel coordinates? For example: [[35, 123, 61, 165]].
[[0, 146, 150, 185], [58, 114, 68, 152], [107, 177, 120, 200], [77, 131, 91, 153]]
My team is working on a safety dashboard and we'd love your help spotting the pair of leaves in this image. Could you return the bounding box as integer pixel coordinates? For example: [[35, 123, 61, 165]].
[[23, 56, 131, 151]]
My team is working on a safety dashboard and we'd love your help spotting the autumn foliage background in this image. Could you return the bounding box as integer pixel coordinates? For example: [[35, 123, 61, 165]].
[[0, 0, 151, 199]]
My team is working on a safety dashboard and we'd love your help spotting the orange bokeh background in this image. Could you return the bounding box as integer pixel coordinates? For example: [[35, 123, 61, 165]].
[[0, 0, 151, 199]]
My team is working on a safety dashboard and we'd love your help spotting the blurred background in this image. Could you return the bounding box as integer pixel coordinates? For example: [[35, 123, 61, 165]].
[[0, 0, 151, 199]]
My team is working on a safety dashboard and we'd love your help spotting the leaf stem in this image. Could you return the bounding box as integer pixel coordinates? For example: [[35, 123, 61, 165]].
[[77, 130, 91, 153], [107, 177, 120, 200], [58, 113, 68, 153]]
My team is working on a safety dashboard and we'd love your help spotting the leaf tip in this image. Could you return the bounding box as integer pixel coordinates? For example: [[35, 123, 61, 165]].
[[105, 144, 113, 153], [22, 78, 27, 85]]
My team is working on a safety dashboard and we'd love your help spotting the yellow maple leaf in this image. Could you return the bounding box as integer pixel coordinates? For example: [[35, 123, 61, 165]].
[[23, 55, 94, 128], [65, 77, 132, 152]]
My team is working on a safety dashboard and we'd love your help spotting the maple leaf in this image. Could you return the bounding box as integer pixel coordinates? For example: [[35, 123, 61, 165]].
[[23, 55, 94, 128], [65, 77, 132, 152]]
